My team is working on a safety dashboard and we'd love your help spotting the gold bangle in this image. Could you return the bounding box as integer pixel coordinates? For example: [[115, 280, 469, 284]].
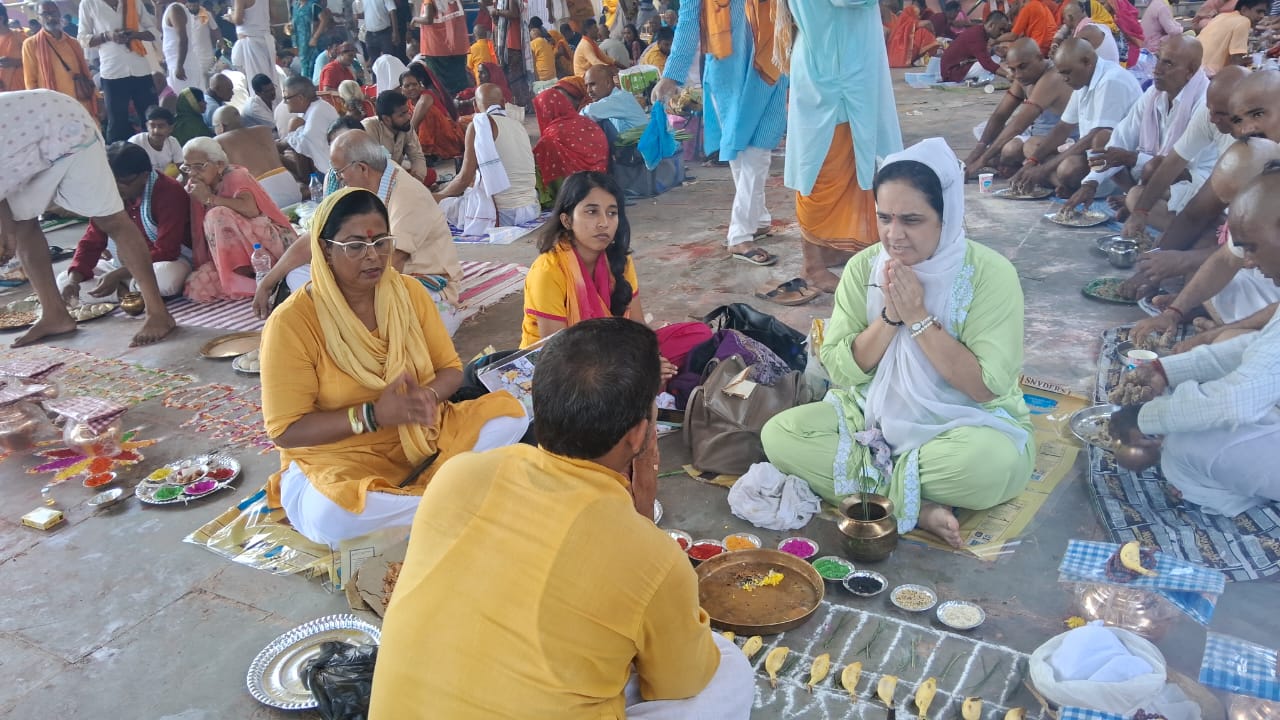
[[348, 406, 365, 435], [426, 386, 440, 403]]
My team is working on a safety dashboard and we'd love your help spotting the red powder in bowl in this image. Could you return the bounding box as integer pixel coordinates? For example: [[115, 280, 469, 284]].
[[675, 537, 690, 551], [688, 542, 724, 561]]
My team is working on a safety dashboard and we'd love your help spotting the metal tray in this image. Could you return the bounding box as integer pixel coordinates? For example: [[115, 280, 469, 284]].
[[696, 548, 824, 635], [1069, 404, 1121, 448], [136, 453, 241, 505], [200, 331, 262, 359], [246, 614, 382, 710], [1082, 277, 1138, 305], [994, 186, 1053, 200], [1050, 209, 1110, 228]]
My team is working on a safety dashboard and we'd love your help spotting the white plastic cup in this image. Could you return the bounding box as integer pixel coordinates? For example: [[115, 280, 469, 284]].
[[1125, 349, 1158, 370], [978, 173, 994, 193]]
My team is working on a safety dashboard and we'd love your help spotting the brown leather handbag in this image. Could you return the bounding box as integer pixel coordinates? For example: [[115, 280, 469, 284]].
[[683, 354, 806, 476]]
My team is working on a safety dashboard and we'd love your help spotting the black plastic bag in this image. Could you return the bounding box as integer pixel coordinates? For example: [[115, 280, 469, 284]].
[[302, 641, 379, 720], [700, 303, 808, 372]]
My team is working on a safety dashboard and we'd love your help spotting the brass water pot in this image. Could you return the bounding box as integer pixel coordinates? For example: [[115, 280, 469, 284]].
[[120, 292, 145, 316], [837, 493, 899, 562]]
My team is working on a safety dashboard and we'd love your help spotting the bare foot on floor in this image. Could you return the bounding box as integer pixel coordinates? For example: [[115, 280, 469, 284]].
[[131, 311, 177, 346], [804, 267, 842, 293], [13, 316, 78, 348], [918, 502, 963, 548]]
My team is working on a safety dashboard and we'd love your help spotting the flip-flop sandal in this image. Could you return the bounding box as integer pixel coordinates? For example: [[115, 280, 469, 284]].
[[48, 246, 72, 262], [731, 247, 778, 266], [756, 278, 819, 306]]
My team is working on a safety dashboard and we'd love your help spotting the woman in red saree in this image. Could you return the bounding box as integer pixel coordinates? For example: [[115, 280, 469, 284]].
[[887, 0, 940, 67], [401, 63, 467, 161], [532, 88, 609, 203]]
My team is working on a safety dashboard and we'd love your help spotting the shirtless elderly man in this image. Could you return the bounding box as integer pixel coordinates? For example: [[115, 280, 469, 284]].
[[0, 90, 176, 347], [212, 105, 303, 210], [1009, 38, 1142, 196], [964, 37, 1074, 178], [1063, 36, 1211, 214]]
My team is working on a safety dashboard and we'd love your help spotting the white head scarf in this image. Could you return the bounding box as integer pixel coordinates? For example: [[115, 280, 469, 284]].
[[863, 137, 1029, 456]]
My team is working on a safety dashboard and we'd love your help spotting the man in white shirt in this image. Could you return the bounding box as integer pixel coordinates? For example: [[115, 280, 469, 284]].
[[163, 0, 216, 93], [230, 0, 275, 91], [1010, 38, 1143, 197], [1111, 169, 1280, 518], [360, 0, 399, 62], [79, 0, 160, 142], [1122, 66, 1248, 240], [1065, 36, 1212, 214], [278, 75, 340, 176], [243, 72, 277, 130]]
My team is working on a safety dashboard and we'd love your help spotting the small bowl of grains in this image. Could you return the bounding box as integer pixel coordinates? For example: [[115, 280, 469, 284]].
[[843, 570, 887, 597], [777, 536, 819, 561], [936, 600, 985, 630], [813, 556, 855, 584], [668, 530, 693, 553], [722, 532, 762, 552], [688, 539, 726, 565], [890, 583, 938, 612]]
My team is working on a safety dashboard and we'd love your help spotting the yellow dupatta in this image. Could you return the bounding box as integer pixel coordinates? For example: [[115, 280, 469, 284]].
[[701, 0, 781, 84], [308, 188, 441, 463], [553, 238, 612, 326]]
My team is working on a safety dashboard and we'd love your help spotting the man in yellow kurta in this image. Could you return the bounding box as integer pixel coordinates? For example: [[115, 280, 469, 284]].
[[260, 188, 528, 549], [370, 318, 754, 719], [573, 18, 615, 76], [465, 25, 497, 82]]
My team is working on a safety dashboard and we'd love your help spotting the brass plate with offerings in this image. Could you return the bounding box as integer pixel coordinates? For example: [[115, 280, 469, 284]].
[[695, 548, 823, 635]]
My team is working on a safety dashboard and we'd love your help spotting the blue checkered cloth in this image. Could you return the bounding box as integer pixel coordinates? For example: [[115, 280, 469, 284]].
[[1058, 540, 1226, 625], [1199, 633, 1280, 701], [1060, 707, 1127, 720]]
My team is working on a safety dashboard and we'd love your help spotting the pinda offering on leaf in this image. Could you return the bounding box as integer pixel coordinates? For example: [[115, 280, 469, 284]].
[[722, 631, 735, 642], [807, 653, 831, 692], [742, 635, 763, 660], [915, 677, 938, 719], [841, 662, 863, 698], [1006, 708, 1026, 720], [963, 697, 984, 720], [1118, 540, 1158, 577], [765, 646, 790, 688], [878, 674, 898, 706]]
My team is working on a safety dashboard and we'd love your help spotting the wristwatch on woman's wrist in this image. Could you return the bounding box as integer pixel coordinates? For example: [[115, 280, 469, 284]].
[[909, 315, 939, 339]]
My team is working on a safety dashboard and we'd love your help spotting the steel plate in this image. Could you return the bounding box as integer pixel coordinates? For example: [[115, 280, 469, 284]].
[[246, 614, 381, 710], [1069, 404, 1121, 447]]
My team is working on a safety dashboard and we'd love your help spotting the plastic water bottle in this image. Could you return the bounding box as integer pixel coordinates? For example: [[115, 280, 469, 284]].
[[308, 173, 324, 202], [251, 243, 273, 286]]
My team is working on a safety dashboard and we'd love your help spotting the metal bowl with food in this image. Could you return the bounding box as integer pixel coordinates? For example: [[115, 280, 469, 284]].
[[695, 548, 824, 635]]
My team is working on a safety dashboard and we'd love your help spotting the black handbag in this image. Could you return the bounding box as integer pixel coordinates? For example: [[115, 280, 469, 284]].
[[697, 303, 807, 373]]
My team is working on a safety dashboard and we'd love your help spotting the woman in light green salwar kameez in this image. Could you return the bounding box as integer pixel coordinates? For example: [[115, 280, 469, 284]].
[[761, 138, 1035, 547]]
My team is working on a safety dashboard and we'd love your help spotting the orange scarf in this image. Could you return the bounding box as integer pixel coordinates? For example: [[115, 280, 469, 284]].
[[121, 0, 149, 56], [554, 239, 617, 325], [702, 0, 780, 85]]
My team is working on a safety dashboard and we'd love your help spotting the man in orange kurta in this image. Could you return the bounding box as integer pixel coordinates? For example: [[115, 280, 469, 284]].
[[22, 2, 97, 117], [0, 5, 24, 92], [1008, 0, 1057, 55]]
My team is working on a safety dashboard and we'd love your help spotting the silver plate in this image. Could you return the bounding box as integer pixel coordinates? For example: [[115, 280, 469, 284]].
[[653, 498, 663, 524], [1050, 209, 1110, 228], [232, 350, 260, 376], [993, 186, 1053, 200], [136, 453, 242, 506], [246, 614, 382, 710], [936, 600, 986, 630], [890, 583, 938, 612], [1069, 404, 1121, 447]]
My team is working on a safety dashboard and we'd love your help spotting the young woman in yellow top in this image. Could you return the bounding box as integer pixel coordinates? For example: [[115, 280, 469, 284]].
[[521, 171, 711, 385], [260, 188, 529, 548]]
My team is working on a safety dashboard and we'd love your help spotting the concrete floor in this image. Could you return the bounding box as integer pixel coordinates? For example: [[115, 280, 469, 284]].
[[0, 75, 1275, 718]]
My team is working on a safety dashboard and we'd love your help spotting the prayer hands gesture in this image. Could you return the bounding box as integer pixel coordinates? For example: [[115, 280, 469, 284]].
[[629, 406, 659, 521], [374, 373, 440, 429], [883, 260, 926, 325]]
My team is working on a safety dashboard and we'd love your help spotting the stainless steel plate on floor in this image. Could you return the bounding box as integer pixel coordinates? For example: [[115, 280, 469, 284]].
[[246, 614, 382, 710]]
